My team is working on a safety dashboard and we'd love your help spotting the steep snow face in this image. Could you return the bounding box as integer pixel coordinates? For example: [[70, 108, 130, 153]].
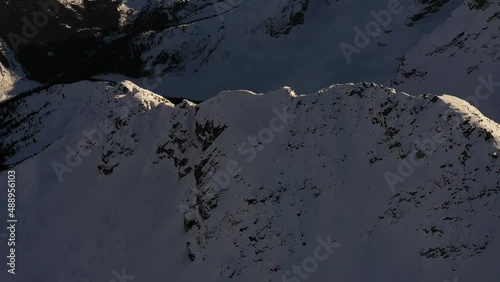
[[40, 0, 458, 101], [392, 1, 500, 121], [130, 0, 455, 100], [121, 0, 497, 107], [1, 80, 500, 281], [1, 0, 489, 106]]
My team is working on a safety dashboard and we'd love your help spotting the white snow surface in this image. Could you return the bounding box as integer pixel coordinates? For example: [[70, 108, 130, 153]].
[[393, 1, 500, 121], [126, 0, 441, 100], [1, 79, 500, 281], [4, 0, 499, 127]]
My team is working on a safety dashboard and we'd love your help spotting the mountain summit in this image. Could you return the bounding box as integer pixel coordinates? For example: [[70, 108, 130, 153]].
[[1, 80, 499, 281]]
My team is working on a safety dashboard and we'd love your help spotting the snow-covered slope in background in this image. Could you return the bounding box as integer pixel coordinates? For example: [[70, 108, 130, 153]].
[[1, 80, 499, 281], [2, 0, 498, 122], [392, 0, 500, 120], [125, 0, 460, 100]]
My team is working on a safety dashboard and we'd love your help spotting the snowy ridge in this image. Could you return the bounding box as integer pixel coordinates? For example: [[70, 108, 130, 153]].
[[392, 0, 500, 121], [122, 0, 472, 102], [0, 80, 499, 281], [2, 0, 495, 110]]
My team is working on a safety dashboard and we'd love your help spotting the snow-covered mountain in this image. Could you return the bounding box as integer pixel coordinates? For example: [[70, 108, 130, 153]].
[[393, 0, 500, 121], [3, 0, 498, 116], [1, 1, 500, 281], [1, 79, 499, 281], [117, 0, 456, 101]]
